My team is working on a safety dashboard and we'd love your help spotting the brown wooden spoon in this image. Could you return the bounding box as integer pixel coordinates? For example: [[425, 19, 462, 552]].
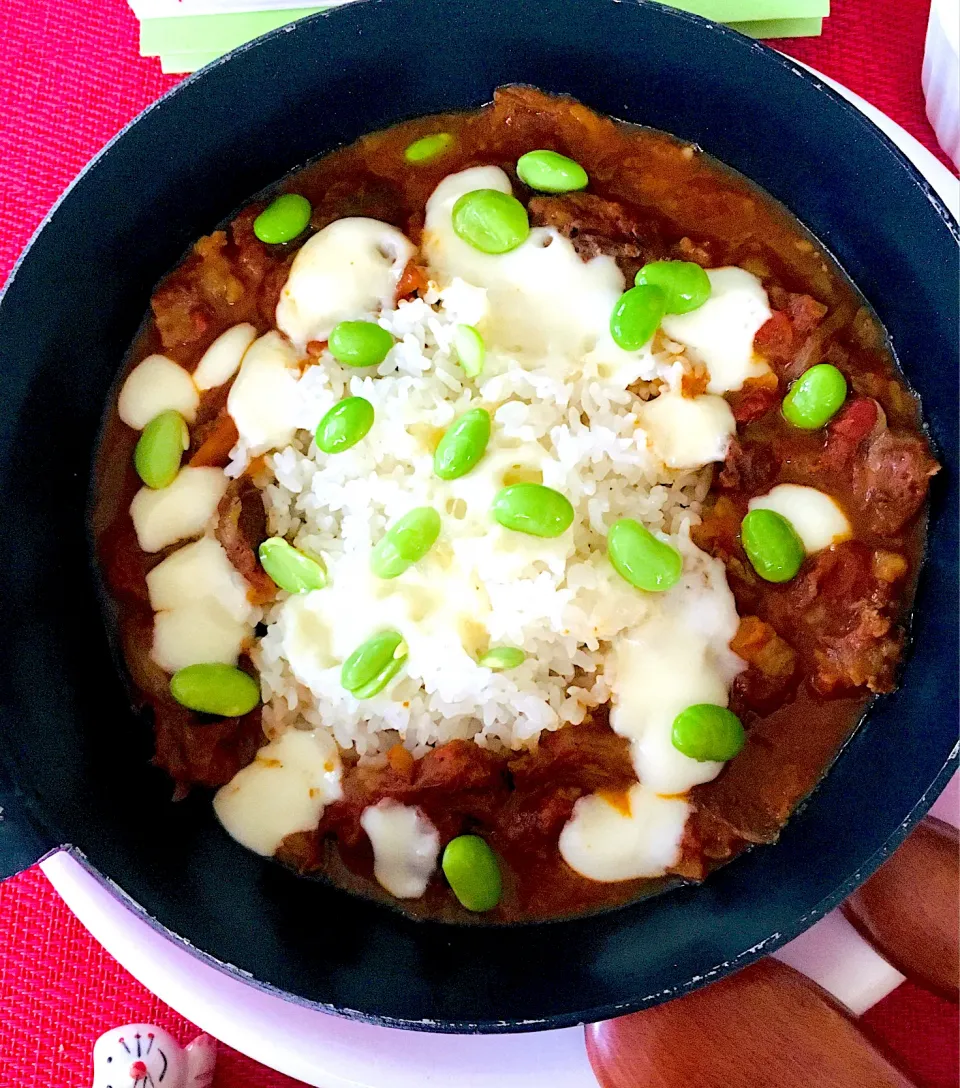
[[585, 958, 917, 1088], [843, 815, 958, 1001]]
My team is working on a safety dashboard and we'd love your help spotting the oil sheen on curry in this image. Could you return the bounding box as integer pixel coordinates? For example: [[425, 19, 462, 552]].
[[94, 87, 939, 922]]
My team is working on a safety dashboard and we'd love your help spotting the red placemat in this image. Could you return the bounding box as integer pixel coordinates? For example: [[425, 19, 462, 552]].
[[0, 2, 956, 1087]]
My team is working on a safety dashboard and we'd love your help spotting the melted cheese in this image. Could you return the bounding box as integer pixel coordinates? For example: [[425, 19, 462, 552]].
[[661, 267, 772, 394], [152, 604, 251, 673], [146, 537, 256, 672], [227, 331, 302, 456], [749, 484, 852, 553], [213, 729, 342, 856], [558, 783, 690, 881], [276, 218, 415, 350], [609, 537, 744, 795], [360, 800, 440, 898], [129, 466, 227, 553], [146, 536, 251, 620], [423, 166, 643, 364], [118, 354, 198, 429], [279, 545, 493, 707], [636, 390, 735, 469], [193, 323, 257, 391]]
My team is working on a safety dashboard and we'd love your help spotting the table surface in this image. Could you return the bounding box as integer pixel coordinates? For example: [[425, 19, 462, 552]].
[[0, 1, 957, 1086]]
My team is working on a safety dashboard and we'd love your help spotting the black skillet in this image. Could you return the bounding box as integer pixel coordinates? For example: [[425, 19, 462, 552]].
[[0, 0, 956, 1033]]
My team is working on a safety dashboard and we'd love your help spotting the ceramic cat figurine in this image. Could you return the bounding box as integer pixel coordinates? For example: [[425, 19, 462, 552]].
[[91, 1024, 216, 1088]]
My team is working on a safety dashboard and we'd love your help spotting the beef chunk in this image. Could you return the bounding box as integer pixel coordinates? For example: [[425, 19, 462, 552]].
[[717, 438, 778, 495], [527, 192, 661, 268], [789, 541, 907, 694], [854, 428, 939, 536], [215, 476, 274, 602]]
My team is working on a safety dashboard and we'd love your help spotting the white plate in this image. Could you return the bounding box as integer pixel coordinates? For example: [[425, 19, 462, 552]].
[[42, 70, 959, 1088]]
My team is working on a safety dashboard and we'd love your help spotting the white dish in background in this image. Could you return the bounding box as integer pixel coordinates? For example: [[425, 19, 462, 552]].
[[923, 0, 960, 168], [41, 77, 959, 1088]]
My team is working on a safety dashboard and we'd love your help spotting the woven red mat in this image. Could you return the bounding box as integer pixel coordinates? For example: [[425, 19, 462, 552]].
[[0, 1, 956, 1086]]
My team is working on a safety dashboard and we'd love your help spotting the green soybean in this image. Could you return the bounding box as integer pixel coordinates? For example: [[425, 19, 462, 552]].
[[134, 410, 188, 490], [370, 507, 442, 578], [516, 150, 588, 193], [434, 408, 491, 480], [442, 835, 502, 912], [607, 518, 682, 592], [782, 364, 848, 429], [610, 285, 666, 351], [454, 324, 486, 378], [452, 189, 529, 254], [316, 396, 375, 454], [478, 646, 526, 670], [258, 538, 327, 594], [170, 663, 260, 717], [635, 260, 711, 315], [341, 630, 408, 698], [672, 704, 746, 762], [741, 508, 805, 583], [492, 483, 574, 538], [328, 321, 394, 368], [253, 193, 312, 244], [404, 132, 454, 163]]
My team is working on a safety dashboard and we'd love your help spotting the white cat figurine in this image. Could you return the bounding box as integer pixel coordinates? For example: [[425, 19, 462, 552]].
[[91, 1024, 216, 1088]]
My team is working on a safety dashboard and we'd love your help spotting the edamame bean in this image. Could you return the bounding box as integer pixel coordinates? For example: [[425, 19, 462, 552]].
[[478, 646, 526, 670], [434, 408, 491, 480], [741, 508, 805, 583], [370, 507, 442, 578], [170, 663, 260, 717], [404, 132, 454, 163], [454, 324, 485, 378], [328, 321, 394, 368], [316, 396, 375, 454], [442, 835, 502, 912], [516, 150, 588, 193], [781, 364, 847, 429], [610, 285, 666, 351], [258, 538, 327, 593], [452, 189, 529, 254], [607, 518, 682, 592], [635, 260, 711, 315], [341, 630, 408, 698], [491, 483, 574, 538], [253, 193, 312, 244], [134, 410, 188, 490], [672, 704, 746, 762]]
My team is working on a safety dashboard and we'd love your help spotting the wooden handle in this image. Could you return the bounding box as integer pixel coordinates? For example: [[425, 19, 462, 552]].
[[842, 815, 958, 1000], [585, 958, 918, 1088], [587, 813, 960, 1087]]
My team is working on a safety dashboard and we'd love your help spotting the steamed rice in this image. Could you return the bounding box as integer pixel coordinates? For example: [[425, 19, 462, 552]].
[[250, 280, 712, 759]]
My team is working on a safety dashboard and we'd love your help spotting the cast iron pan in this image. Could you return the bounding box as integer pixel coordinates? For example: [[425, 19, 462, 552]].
[[0, 0, 956, 1033]]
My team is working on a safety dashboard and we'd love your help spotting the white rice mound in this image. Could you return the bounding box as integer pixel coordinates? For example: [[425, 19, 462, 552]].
[[252, 284, 712, 759]]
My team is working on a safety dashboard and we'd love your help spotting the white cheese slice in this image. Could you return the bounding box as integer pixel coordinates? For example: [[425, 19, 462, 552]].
[[749, 484, 852, 553], [227, 331, 302, 456], [146, 536, 252, 622], [559, 783, 690, 881], [360, 800, 440, 898], [213, 729, 343, 857], [275, 218, 415, 350], [636, 390, 735, 469], [661, 267, 772, 394], [129, 466, 227, 553], [118, 354, 199, 429], [193, 323, 257, 391], [423, 166, 637, 363], [610, 536, 744, 795], [151, 603, 250, 673]]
